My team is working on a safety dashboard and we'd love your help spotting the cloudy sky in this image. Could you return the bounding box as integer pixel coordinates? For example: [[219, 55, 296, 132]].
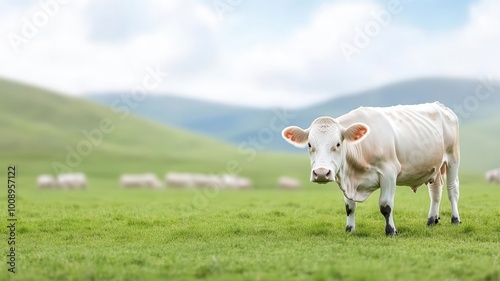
[[0, 0, 498, 107]]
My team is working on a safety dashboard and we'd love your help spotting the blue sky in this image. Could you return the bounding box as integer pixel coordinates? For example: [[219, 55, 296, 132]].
[[226, 0, 475, 33], [0, 0, 497, 107]]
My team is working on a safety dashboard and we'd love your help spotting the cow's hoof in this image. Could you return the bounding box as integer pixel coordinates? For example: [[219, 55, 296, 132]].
[[345, 225, 354, 232], [385, 225, 397, 236], [451, 217, 461, 224], [426, 216, 440, 226], [385, 230, 398, 237]]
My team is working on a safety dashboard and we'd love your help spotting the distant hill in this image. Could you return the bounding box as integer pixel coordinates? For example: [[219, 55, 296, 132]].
[[85, 93, 269, 142], [0, 78, 310, 188], [0, 79, 235, 160], [86, 78, 500, 172]]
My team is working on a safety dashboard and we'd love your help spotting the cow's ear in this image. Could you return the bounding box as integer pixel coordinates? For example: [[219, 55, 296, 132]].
[[343, 123, 370, 143], [282, 126, 309, 148]]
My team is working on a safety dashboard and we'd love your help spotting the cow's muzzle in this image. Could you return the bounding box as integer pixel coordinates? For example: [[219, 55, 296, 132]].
[[312, 168, 333, 183]]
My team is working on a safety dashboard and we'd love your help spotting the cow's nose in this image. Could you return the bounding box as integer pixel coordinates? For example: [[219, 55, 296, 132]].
[[312, 168, 332, 182]]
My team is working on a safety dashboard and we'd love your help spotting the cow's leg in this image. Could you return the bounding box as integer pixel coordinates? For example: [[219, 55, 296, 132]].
[[446, 160, 461, 224], [379, 175, 397, 236], [344, 196, 356, 232], [426, 175, 443, 226]]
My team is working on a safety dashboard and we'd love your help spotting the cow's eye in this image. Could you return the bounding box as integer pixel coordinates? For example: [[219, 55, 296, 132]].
[[308, 143, 311, 148], [336, 142, 341, 148]]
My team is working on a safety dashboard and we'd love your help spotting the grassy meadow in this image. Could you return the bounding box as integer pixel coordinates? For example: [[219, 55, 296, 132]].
[[1, 79, 500, 280], [1, 173, 499, 281]]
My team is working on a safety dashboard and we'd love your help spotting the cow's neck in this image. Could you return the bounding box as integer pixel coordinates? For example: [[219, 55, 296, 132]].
[[338, 144, 369, 184], [337, 143, 377, 202], [343, 142, 369, 171]]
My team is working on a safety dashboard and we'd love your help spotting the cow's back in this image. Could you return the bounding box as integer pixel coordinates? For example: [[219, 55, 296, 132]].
[[338, 102, 459, 187]]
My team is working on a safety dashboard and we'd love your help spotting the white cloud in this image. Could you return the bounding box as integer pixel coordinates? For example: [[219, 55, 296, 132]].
[[0, 0, 499, 108], [164, 1, 384, 107], [0, 0, 220, 93]]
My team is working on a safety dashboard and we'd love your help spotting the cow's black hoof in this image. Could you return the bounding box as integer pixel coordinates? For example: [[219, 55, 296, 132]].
[[426, 216, 439, 226], [386, 230, 398, 237], [451, 217, 461, 224], [345, 225, 353, 232], [385, 225, 397, 236]]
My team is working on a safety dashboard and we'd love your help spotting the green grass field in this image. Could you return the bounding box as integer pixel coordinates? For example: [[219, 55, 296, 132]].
[[2, 173, 499, 281], [1, 79, 500, 280]]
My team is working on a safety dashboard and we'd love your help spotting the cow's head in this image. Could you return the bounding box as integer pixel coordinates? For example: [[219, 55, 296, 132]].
[[282, 117, 369, 183]]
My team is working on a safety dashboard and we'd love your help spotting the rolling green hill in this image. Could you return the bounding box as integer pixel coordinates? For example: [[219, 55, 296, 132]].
[[85, 93, 271, 144], [0, 78, 311, 188]]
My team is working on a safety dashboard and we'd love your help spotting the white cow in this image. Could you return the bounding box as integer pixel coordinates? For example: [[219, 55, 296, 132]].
[[485, 169, 500, 183], [58, 173, 87, 189], [278, 177, 301, 190], [37, 175, 58, 189], [120, 174, 144, 189], [222, 174, 252, 189], [120, 174, 164, 189], [165, 173, 194, 188], [144, 173, 164, 189], [282, 102, 461, 236], [165, 172, 252, 189], [75, 173, 87, 189], [192, 174, 223, 188], [236, 177, 252, 189]]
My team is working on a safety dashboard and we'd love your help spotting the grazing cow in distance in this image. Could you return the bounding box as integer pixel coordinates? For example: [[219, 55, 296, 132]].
[[192, 173, 215, 188], [165, 172, 194, 188], [37, 174, 58, 189], [144, 173, 164, 189], [120, 174, 144, 189], [120, 174, 164, 189], [165, 172, 252, 189], [197, 173, 252, 189], [58, 173, 87, 189], [278, 176, 301, 190], [282, 102, 461, 236], [485, 168, 500, 183], [222, 174, 252, 190], [237, 177, 252, 189]]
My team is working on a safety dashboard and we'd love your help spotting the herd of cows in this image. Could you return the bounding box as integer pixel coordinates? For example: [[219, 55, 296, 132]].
[[37, 173, 87, 189], [36, 172, 303, 190], [35, 169, 500, 191]]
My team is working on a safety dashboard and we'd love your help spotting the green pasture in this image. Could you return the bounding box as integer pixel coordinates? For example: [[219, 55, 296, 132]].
[[1, 78, 500, 281], [1, 173, 499, 281]]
